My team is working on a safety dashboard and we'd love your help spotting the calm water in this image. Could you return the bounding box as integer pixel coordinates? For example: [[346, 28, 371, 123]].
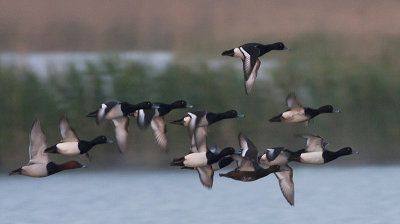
[[1, 166, 398, 224]]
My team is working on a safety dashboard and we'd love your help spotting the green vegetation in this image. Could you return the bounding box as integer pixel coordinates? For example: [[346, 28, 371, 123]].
[[1, 36, 399, 169]]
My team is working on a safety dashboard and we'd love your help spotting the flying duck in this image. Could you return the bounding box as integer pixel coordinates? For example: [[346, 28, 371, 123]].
[[171, 110, 244, 152], [269, 93, 340, 125], [9, 120, 86, 177], [87, 101, 157, 152], [45, 116, 113, 156], [259, 147, 295, 206], [222, 42, 289, 95], [134, 100, 193, 152], [170, 147, 239, 168], [219, 133, 282, 182], [289, 135, 358, 164]]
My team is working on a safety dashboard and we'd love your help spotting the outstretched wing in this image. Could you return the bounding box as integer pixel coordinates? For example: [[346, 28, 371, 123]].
[[137, 109, 155, 130], [238, 133, 259, 163], [150, 116, 167, 152], [244, 59, 261, 95], [60, 116, 79, 142], [112, 117, 129, 153], [240, 45, 260, 80], [196, 166, 214, 189], [29, 120, 48, 165], [286, 93, 302, 108], [274, 165, 294, 206], [302, 135, 325, 152], [194, 126, 208, 153]]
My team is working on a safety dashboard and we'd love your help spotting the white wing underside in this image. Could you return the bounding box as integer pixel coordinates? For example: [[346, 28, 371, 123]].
[[274, 165, 294, 206], [112, 116, 129, 152], [196, 166, 214, 189], [244, 59, 260, 95], [150, 116, 167, 152]]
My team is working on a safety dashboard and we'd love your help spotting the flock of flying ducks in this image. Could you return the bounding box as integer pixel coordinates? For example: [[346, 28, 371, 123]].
[[9, 42, 358, 206]]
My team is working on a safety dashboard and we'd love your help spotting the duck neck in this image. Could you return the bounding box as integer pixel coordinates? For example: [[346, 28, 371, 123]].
[[120, 102, 135, 116], [206, 151, 222, 165], [46, 162, 62, 176], [78, 140, 97, 154], [322, 150, 348, 163], [206, 112, 231, 125], [304, 107, 320, 119], [259, 44, 275, 55]]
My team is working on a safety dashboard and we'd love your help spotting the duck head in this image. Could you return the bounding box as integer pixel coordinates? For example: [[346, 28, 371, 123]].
[[271, 42, 289, 50], [170, 115, 191, 126], [318, 105, 340, 113], [222, 110, 245, 118], [338, 147, 359, 156], [171, 100, 193, 109], [92, 136, 113, 144]]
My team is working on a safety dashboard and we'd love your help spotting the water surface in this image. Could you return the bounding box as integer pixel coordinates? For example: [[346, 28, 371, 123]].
[[1, 167, 397, 224]]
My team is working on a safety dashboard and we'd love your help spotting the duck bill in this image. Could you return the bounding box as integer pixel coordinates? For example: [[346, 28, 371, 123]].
[[352, 150, 359, 154], [106, 139, 114, 143], [186, 104, 194, 108], [237, 113, 245, 118], [333, 108, 340, 113], [234, 150, 242, 155], [278, 168, 288, 172], [170, 118, 185, 125], [81, 164, 87, 168], [221, 49, 235, 56], [152, 104, 160, 109], [283, 46, 290, 50]]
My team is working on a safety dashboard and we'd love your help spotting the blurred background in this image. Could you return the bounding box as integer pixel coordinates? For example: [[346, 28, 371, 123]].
[[0, 1, 399, 223]]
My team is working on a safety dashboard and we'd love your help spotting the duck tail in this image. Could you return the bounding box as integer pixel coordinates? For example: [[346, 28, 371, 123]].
[[269, 114, 282, 122], [9, 167, 22, 176], [170, 157, 185, 166], [86, 110, 98, 118]]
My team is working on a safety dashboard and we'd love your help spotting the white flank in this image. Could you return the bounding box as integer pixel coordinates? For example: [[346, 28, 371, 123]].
[[56, 142, 80, 155], [300, 152, 324, 164], [183, 152, 208, 167], [21, 164, 48, 177], [282, 111, 308, 123]]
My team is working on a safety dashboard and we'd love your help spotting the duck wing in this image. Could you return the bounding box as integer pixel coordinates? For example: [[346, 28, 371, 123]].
[[137, 109, 155, 130], [29, 120, 48, 165], [274, 165, 294, 206], [194, 126, 208, 153], [112, 116, 129, 153], [265, 147, 285, 162], [238, 133, 259, 163], [196, 166, 214, 189], [59, 116, 79, 142], [97, 101, 119, 124], [244, 59, 261, 95], [286, 92, 302, 109], [240, 45, 260, 80], [150, 116, 167, 152], [302, 135, 325, 152]]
